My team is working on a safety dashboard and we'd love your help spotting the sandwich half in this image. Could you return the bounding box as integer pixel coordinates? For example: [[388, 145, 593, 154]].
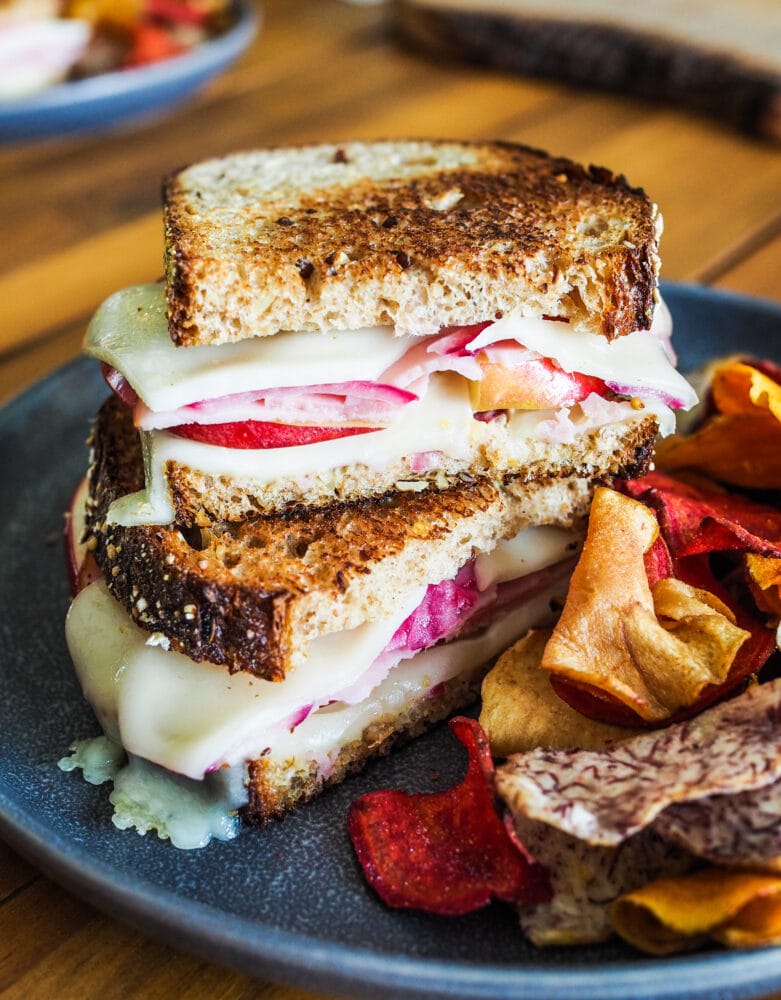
[[85, 140, 694, 527], [67, 395, 619, 832], [63, 140, 693, 845]]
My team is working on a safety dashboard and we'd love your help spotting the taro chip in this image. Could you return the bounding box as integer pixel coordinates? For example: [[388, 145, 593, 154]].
[[347, 717, 552, 916], [494, 678, 781, 847], [655, 361, 781, 489], [654, 780, 781, 872], [512, 818, 692, 947], [612, 869, 781, 954], [540, 487, 749, 723]]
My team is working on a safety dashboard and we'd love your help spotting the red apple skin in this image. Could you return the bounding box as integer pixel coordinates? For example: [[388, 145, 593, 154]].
[[169, 420, 379, 449], [469, 354, 607, 411], [64, 478, 87, 597], [64, 477, 101, 597]]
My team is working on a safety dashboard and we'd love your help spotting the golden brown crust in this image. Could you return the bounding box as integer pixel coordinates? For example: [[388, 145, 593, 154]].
[[163, 140, 659, 346]]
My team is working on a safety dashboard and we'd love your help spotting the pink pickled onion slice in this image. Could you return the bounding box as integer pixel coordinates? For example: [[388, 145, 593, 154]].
[[379, 333, 483, 388], [427, 323, 490, 356], [135, 381, 417, 430], [385, 576, 479, 654], [606, 381, 686, 408]]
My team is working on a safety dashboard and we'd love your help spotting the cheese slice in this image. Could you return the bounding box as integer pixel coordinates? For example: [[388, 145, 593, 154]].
[[60, 568, 570, 849], [85, 284, 413, 411], [263, 575, 567, 773], [85, 285, 694, 414], [466, 299, 696, 409], [67, 580, 427, 780], [474, 524, 580, 589]]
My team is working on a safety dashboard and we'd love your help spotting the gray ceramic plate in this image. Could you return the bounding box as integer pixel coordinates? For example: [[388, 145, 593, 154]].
[[1, 284, 780, 1000]]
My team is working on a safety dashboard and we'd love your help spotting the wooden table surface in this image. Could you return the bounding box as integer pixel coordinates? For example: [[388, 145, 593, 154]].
[[0, 1, 780, 997]]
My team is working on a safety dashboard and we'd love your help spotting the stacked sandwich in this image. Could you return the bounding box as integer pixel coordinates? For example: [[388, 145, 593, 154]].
[[64, 140, 696, 837]]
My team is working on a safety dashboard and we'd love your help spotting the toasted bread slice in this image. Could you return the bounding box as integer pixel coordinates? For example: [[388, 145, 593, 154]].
[[162, 403, 657, 526], [164, 140, 661, 347], [87, 396, 653, 679], [243, 663, 485, 825]]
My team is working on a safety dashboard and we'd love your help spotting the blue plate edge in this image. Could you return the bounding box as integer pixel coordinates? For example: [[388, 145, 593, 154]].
[[0, 0, 259, 139]]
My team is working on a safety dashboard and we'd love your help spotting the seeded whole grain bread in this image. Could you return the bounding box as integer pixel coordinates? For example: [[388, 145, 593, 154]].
[[164, 139, 661, 347], [86, 396, 653, 678], [163, 400, 657, 526]]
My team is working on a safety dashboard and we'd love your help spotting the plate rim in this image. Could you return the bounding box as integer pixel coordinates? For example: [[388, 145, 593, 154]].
[[0, 0, 258, 121], [2, 282, 781, 1000]]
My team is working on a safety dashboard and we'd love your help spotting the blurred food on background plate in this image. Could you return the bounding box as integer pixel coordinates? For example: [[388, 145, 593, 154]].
[[0, 0, 236, 100]]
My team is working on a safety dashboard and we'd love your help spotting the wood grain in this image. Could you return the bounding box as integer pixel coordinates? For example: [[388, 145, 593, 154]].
[[0, 0, 779, 995]]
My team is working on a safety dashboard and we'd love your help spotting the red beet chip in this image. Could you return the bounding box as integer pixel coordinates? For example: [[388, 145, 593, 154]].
[[644, 534, 674, 588], [347, 717, 552, 915], [623, 472, 781, 560]]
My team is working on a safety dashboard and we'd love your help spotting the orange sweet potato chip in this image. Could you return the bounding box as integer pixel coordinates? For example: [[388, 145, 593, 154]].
[[612, 868, 781, 955], [656, 362, 781, 489], [712, 362, 781, 418], [746, 552, 781, 617], [541, 488, 749, 722]]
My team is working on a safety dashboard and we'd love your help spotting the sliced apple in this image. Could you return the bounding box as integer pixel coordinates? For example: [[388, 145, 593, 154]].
[[469, 350, 607, 411]]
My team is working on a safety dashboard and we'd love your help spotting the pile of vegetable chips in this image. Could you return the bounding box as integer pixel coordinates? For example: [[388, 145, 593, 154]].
[[350, 357, 781, 956]]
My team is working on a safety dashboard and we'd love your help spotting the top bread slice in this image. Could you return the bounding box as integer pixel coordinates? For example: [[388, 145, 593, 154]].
[[164, 140, 661, 347]]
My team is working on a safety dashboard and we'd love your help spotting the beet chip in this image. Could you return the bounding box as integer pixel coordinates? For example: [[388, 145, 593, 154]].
[[624, 471, 781, 562], [348, 717, 552, 915]]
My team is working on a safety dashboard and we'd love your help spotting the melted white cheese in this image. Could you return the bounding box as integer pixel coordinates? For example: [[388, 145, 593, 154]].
[[66, 580, 426, 779], [474, 524, 580, 589], [85, 284, 413, 411], [59, 737, 244, 849], [107, 372, 478, 526], [59, 565, 568, 849], [263, 575, 566, 774], [466, 299, 696, 409], [85, 285, 693, 414], [66, 524, 577, 781]]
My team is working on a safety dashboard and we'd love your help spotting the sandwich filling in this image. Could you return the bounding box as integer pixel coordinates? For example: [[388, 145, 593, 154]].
[[86, 284, 695, 526], [64, 517, 579, 846]]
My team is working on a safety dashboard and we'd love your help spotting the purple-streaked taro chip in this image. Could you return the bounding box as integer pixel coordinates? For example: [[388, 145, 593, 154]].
[[495, 680, 781, 847], [512, 816, 693, 946], [348, 717, 552, 916], [655, 781, 781, 871]]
